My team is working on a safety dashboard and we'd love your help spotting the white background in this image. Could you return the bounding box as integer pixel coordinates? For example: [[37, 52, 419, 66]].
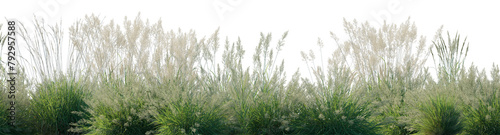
[[1, 0, 499, 81]]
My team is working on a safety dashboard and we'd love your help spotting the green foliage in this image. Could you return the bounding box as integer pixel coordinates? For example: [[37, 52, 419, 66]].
[[77, 72, 155, 135], [28, 76, 89, 134], [16, 18, 88, 134], [292, 92, 377, 134], [371, 67, 429, 135], [464, 93, 500, 135], [298, 36, 379, 134], [0, 69, 31, 134], [463, 64, 500, 135], [152, 50, 228, 135], [417, 94, 463, 135], [213, 31, 295, 134], [155, 98, 228, 135], [244, 31, 292, 134], [326, 18, 431, 135], [245, 98, 292, 134]]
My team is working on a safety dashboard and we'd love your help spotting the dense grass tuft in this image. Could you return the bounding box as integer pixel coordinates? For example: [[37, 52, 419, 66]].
[[417, 95, 463, 135], [77, 72, 155, 135], [292, 94, 378, 134], [464, 92, 500, 135], [155, 97, 228, 135], [28, 76, 89, 134]]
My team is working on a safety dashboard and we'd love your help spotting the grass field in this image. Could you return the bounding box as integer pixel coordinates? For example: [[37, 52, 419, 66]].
[[1, 15, 499, 135]]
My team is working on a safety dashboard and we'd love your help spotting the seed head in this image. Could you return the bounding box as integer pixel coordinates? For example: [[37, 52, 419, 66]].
[[318, 114, 325, 120]]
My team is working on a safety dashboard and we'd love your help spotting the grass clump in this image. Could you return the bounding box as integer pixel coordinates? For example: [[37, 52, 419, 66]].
[[28, 76, 89, 134], [147, 23, 229, 135], [292, 92, 377, 134], [291, 69, 378, 134], [430, 27, 469, 84], [154, 96, 227, 135], [16, 18, 88, 134], [297, 37, 379, 134], [417, 94, 463, 135], [243, 31, 294, 134], [463, 64, 500, 135], [464, 93, 500, 135], [77, 72, 155, 135], [326, 18, 430, 135]]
